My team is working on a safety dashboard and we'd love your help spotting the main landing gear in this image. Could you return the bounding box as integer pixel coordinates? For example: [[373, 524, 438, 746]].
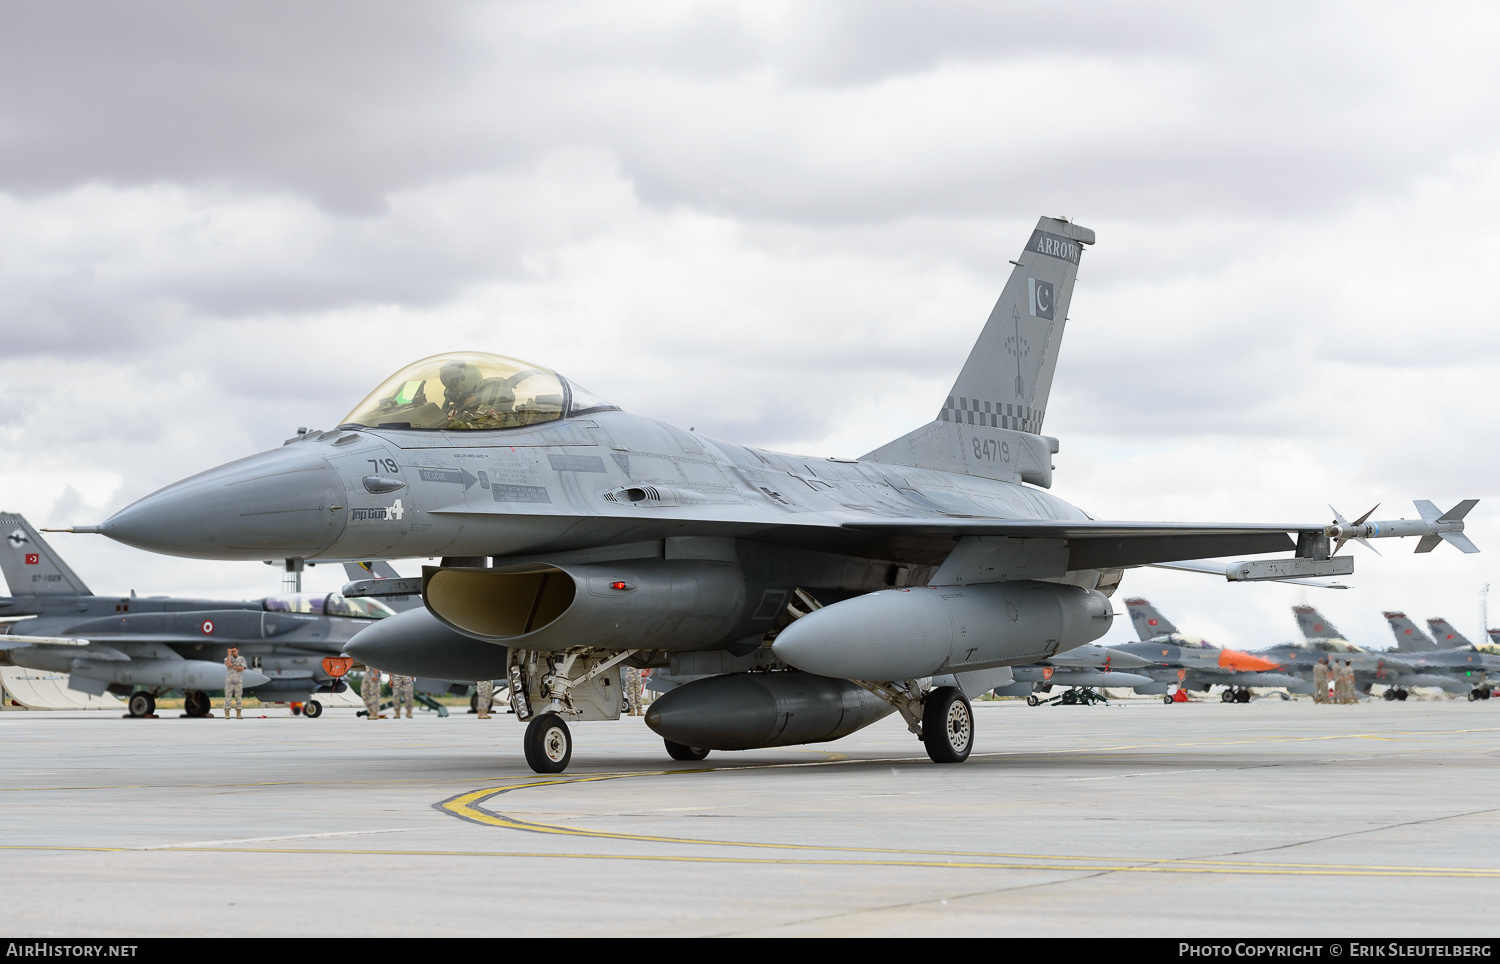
[[1469, 688, 1493, 702], [1383, 688, 1410, 702], [183, 690, 212, 718], [1220, 687, 1252, 704], [127, 691, 156, 718]]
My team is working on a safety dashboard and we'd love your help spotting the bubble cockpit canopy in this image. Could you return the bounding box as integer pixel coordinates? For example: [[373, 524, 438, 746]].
[[262, 592, 395, 619], [339, 352, 617, 432]]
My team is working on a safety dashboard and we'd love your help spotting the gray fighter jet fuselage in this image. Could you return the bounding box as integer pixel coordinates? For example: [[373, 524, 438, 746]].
[[67, 217, 1465, 772]]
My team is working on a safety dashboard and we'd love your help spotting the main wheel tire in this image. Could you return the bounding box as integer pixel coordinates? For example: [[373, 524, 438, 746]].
[[922, 686, 973, 764], [469, 692, 479, 714], [1025, 695, 1040, 707], [1470, 689, 1482, 702], [664, 739, 710, 761], [1383, 689, 1397, 701], [1221, 689, 1235, 703], [303, 699, 323, 719], [1236, 689, 1251, 704], [523, 713, 572, 774], [1397, 689, 1409, 702], [127, 692, 155, 718], [183, 690, 211, 717]]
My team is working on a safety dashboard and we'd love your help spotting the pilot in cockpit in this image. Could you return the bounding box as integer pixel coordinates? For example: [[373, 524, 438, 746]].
[[440, 360, 486, 415]]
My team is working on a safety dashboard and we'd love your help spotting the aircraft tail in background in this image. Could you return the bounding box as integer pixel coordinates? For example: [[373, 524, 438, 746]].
[[0, 513, 92, 597], [1383, 612, 1437, 652], [1426, 618, 1474, 649], [1293, 605, 1343, 641], [1125, 598, 1178, 641]]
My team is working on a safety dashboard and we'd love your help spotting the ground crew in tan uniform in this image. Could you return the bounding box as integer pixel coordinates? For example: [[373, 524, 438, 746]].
[[1313, 657, 1329, 704], [361, 665, 384, 719], [223, 647, 247, 719], [625, 667, 644, 716], [476, 678, 493, 719], [391, 674, 415, 718], [1343, 660, 1357, 703]]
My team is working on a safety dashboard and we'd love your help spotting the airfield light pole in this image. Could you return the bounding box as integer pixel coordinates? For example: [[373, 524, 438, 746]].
[[1479, 582, 1490, 647]]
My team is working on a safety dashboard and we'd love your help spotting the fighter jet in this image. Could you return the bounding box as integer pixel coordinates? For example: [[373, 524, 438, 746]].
[[1290, 605, 1475, 699], [62, 217, 1470, 772], [1116, 598, 1300, 701], [993, 642, 1157, 704], [1378, 612, 1500, 700], [0, 513, 390, 717]]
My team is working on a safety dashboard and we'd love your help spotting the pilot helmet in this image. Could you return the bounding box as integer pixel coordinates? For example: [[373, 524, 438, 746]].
[[439, 360, 484, 401]]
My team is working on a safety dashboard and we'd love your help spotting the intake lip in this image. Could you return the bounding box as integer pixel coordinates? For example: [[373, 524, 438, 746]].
[[100, 447, 348, 560]]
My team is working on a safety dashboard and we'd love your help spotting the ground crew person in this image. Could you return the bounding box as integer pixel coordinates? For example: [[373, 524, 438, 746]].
[[1343, 660, 1357, 703], [223, 646, 247, 719], [391, 674, 415, 719], [1313, 657, 1329, 704], [625, 667, 644, 716], [361, 665, 384, 719], [476, 678, 493, 719]]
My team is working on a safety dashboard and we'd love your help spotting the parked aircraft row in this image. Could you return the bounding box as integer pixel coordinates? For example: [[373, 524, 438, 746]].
[[997, 599, 1500, 705], [11, 216, 1482, 773]]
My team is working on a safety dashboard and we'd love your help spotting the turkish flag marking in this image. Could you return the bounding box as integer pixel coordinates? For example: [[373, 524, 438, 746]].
[[24, 554, 39, 565]]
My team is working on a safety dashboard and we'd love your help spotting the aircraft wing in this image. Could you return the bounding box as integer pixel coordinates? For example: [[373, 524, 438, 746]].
[[838, 519, 1306, 570]]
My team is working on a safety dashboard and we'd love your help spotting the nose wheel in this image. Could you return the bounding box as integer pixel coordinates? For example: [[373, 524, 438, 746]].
[[127, 692, 156, 718], [303, 699, 323, 718], [523, 713, 573, 773]]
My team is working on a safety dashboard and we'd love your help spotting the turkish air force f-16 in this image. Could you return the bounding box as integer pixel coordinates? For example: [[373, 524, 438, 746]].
[[0, 513, 391, 717], [63, 217, 1477, 772]]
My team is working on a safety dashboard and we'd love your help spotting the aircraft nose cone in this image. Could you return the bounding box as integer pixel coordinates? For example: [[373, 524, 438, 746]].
[[100, 447, 348, 560]]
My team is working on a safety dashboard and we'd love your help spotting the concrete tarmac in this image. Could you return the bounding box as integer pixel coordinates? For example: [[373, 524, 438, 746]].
[[3, 697, 1499, 937]]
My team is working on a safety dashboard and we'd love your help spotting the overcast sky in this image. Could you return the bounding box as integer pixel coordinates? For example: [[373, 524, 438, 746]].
[[4, 1, 1500, 652]]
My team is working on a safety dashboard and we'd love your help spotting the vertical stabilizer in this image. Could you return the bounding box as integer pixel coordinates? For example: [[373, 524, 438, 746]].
[[862, 216, 1094, 488], [1383, 612, 1437, 652], [1425, 618, 1473, 649], [1125, 598, 1178, 641], [0, 513, 92, 597], [1293, 605, 1343, 641]]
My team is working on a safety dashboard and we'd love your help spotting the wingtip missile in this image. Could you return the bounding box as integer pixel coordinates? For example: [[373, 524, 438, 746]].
[[1326, 499, 1480, 554]]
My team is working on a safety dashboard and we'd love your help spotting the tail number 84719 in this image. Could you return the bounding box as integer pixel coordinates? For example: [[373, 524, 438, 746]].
[[972, 437, 1010, 463]]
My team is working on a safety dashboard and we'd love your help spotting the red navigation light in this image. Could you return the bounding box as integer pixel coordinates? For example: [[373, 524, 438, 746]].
[[610, 581, 628, 591]]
